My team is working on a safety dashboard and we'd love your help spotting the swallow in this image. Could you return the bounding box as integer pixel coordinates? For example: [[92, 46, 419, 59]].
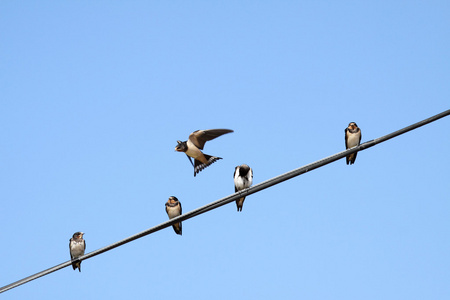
[[165, 196, 182, 235], [345, 122, 362, 165], [234, 164, 253, 212], [175, 129, 233, 176], [69, 232, 86, 272]]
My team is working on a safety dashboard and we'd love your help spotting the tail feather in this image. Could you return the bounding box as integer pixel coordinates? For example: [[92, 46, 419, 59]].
[[172, 223, 182, 235], [72, 261, 82, 272], [194, 154, 222, 176], [346, 152, 358, 165], [236, 197, 245, 212]]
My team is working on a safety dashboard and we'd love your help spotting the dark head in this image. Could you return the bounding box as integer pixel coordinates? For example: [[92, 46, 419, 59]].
[[168, 196, 179, 204], [72, 232, 84, 239], [175, 140, 187, 152], [348, 122, 358, 130], [239, 164, 250, 176]]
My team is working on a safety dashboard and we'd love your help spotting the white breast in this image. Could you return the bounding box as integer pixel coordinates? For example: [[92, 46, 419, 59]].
[[70, 241, 85, 258], [166, 205, 181, 219], [347, 131, 361, 148], [234, 168, 253, 191], [186, 140, 202, 159]]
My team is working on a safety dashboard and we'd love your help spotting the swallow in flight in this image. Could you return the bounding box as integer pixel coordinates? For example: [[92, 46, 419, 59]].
[[175, 129, 233, 176]]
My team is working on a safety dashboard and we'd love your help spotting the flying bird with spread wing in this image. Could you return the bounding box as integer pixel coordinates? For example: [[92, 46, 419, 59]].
[[175, 129, 233, 176]]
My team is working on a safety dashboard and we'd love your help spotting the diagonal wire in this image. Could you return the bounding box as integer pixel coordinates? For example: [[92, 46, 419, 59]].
[[1, 109, 449, 294]]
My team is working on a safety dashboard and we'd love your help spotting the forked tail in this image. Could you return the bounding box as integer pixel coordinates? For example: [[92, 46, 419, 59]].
[[194, 154, 222, 176]]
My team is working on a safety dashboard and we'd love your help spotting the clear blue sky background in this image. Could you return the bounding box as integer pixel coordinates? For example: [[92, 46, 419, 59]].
[[1, 1, 449, 299]]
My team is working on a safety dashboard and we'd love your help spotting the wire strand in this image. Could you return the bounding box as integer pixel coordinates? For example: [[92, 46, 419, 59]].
[[1, 109, 449, 294]]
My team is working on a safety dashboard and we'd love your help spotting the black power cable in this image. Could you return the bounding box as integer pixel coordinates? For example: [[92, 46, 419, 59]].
[[1, 109, 449, 294]]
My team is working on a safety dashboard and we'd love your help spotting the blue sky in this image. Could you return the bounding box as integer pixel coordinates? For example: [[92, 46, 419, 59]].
[[1, 1, 449, 299]]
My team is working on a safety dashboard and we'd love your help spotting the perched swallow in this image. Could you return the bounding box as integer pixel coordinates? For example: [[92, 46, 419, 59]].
[[175, 129, 233, 176], [165, 196, 182, 235], [69, 232, 86, 272], [345, 122, 362, 165], [234, 164, 253, 212]]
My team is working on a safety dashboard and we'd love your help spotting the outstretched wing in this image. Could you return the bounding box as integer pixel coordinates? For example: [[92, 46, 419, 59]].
[[189, 129, 233, 149]]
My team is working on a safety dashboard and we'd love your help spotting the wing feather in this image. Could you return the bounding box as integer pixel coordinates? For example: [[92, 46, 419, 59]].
[[189, 129, 233, 149]]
